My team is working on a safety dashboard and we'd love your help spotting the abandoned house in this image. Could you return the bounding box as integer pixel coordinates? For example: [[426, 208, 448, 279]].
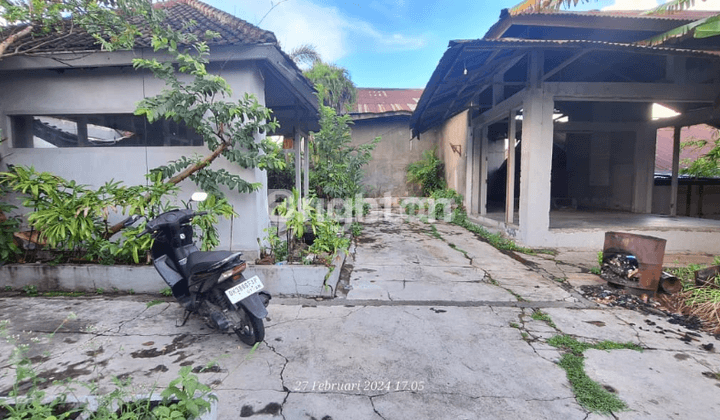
[[349, 88, 432, 197], [410, 7, 720, 253], [0, 0, 319, 258]]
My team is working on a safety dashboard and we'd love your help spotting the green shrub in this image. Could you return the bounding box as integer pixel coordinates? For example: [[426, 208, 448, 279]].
[[407, 148, 446, 196]]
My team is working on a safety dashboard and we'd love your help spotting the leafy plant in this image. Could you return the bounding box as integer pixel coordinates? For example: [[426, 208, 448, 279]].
[[160, 287, 173, 297], [407, 148, 446, 196], [350, 222, 362, 237], [309, 91, 380, 200]]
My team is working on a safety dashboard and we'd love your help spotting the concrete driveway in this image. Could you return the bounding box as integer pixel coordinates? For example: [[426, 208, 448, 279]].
[[1, 212, 719, 419]]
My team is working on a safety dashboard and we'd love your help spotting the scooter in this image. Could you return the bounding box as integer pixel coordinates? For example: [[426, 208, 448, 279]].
[[132, 192, 270, 345]]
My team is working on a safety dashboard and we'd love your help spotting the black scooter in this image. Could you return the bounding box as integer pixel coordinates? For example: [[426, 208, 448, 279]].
[[132, 193, 270, 345]]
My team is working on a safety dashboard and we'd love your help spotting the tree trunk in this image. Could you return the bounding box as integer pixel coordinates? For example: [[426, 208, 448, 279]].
[[104, 141, 229, 238]]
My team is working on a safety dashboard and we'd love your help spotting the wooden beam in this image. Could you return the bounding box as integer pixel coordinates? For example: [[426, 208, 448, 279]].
[[475, 90, 526, 126], [545, 82, 720, 103], [542, 50, 589, 81]]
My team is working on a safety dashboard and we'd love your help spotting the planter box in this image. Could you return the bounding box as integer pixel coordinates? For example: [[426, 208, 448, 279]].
[[0, 251, 346, 298], [245, 251, 346, 298]]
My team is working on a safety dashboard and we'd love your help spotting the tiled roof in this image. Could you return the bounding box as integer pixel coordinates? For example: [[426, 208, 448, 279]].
[[2, 0, 276, 54], [352, 88, 424, 114], [655, 125, 717, 172]]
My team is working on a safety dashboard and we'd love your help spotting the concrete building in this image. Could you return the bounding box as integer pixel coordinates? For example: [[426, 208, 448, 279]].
[[349, 88, 432, 197], [0, 0, 319, 258], [410, 8, 720, 253]]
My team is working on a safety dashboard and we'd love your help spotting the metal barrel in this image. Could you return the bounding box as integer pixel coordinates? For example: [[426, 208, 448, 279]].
[[603, 232, 667, 294]]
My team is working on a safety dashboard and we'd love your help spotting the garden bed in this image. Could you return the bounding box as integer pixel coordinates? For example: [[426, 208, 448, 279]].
[[0, 251, 346, 298]]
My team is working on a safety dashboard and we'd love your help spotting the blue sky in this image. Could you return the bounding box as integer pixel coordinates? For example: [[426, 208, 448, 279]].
[[204, 0, 718, 89]]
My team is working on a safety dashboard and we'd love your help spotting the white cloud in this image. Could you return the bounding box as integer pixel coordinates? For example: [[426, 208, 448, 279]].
[[213, 0, 425, 64]]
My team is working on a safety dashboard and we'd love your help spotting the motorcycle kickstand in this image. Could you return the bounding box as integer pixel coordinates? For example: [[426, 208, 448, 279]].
[[177, 310, 192, 327]]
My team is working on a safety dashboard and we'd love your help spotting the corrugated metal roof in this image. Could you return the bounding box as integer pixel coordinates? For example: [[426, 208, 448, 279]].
[[2, 0, 276, 54], [410, 38, 720, 136], [511, 8, 718, 21], [450, 37, 720, 57], [352, 88, 424, 114]]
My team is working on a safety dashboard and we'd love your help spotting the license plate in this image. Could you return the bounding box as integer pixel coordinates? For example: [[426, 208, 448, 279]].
[[225, 275, 264, 304]]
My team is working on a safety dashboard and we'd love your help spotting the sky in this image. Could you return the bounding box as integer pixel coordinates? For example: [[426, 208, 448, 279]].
[[205, 0, 720, 89]]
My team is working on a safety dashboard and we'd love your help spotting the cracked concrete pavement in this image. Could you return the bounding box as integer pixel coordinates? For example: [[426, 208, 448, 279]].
[[1, 212, 719, 419]]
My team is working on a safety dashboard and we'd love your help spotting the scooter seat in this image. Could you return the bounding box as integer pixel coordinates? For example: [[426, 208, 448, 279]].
[[186, 251, 240, 275]]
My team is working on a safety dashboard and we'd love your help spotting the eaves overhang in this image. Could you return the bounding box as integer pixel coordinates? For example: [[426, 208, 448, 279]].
[[410, 38, 720, 138]]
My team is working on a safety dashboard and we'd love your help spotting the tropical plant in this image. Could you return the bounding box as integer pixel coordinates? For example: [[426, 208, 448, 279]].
[[407, 148, 446, 196], [304, 61, 358, 114], [509, 0, 720, 45], [0, 166, 233, 263], [680, 130, 720, 178], [309, 92, 380, 200]]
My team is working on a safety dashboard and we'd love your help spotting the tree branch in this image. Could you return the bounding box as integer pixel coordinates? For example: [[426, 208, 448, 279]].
[[0, 26, 34, 59], [104, 140, 230, 237]]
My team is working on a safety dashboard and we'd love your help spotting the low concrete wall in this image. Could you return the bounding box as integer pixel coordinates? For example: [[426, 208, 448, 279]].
[[0, 252, 346, 298]]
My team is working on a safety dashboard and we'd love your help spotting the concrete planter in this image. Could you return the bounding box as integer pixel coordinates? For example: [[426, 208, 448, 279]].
[[0, 251, 346, 298]]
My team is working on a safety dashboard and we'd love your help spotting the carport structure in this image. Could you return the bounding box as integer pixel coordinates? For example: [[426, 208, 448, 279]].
[[410, 9, 720, 253]]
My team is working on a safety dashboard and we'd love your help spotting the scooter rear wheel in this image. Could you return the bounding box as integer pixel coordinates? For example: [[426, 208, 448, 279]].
[[234, 306, 265, 345]]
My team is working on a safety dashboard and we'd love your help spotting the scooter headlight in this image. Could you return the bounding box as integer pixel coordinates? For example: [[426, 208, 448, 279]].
[[218, 262, 247, 283]]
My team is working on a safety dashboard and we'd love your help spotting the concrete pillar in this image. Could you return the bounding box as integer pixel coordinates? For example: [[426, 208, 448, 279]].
[[76, 117, 89, 147], [465, 115, 474, 212], [303, 135, 310, 198], [470, 126, 481, 215], [632, 125, 656, 214], [294, 130, 302, 196], [670, 126, 681, 216], [518, 88, 554, 245], [479, 126, 489, 215], [506, 110, 517, 225]]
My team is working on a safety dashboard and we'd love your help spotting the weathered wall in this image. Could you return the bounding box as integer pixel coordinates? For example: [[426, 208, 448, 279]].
[[565, 131, 636, 211], [350, 115, 434, 197], [436, 110, 469, 195], [653, 184, 720, 219], [0, 62, 270, 258]]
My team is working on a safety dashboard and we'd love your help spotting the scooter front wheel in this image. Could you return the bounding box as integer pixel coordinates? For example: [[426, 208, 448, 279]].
[[234, 306, 265, 345]]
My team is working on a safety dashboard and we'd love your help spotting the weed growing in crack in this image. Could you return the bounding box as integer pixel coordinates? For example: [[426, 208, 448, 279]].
[[426, 224, 442, 240], [531, 310, 556, 328], [548, 334, 642, 414], [146, 299, 165, 308], [507, 289, 526, 302], [509, 322, 520, 329], [521, 332, 530, 340]]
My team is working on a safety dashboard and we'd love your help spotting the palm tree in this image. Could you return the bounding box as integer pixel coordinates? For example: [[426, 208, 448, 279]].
[[508, 0, 720, 44]]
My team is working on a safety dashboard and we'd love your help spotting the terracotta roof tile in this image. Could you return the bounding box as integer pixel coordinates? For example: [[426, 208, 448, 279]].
[[2, 0, 275, 54]]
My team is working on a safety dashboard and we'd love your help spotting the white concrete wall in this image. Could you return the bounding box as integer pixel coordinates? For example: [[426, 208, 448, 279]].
[[0, 62, 270, 258]]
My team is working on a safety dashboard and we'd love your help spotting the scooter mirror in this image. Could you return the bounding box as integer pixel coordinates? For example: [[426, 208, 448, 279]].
[[190, 192, 208, 202]]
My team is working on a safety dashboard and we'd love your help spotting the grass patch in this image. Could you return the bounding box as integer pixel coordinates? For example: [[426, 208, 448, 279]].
[[509, 322, 520, 329], [41, 291, 86, 297], [146, 299, 165, 308], [558, 353, 627, 414], [450, 209, 535, 255], [589, 266, 601, 275], [531, 310, 556, 328], [508, 289, 526, 302], [426, 224, 443, 240], [548, 334, 642, 414]]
